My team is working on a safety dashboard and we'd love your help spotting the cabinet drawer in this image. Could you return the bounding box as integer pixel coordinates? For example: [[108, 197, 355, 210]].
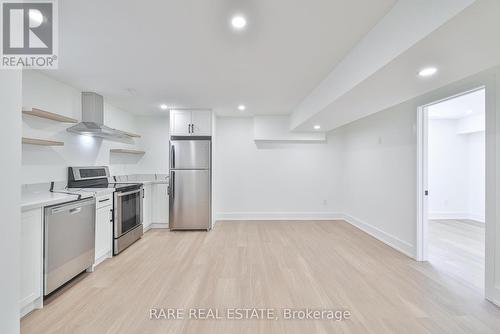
[[96, 194, 113, 209]]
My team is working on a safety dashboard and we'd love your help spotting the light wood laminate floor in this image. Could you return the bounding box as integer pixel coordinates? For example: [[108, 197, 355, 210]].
[[428, 219, 485, 293], [22, 221, 500, 334]]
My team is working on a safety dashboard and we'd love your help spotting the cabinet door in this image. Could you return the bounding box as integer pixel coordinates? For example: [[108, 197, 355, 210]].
[[95, 206, 112, 264], [170, 110, 192, 135], [143, 184, 152, 230], [191, 110, 212, 136], [152, 183, 169, 227], [20, 208, 43, 310]]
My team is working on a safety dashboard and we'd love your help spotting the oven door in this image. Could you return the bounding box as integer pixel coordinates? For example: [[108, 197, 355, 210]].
[[114, 188, 143, 238]]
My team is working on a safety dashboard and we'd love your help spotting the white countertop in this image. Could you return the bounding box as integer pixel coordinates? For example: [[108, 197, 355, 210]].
[[114, 174, 169, 185], [21, 173, 167, 211], [114, 180, 168, 185], [21, 188, 115, 211], [22, 191, 90, 211], [67, 188, 116, 197]]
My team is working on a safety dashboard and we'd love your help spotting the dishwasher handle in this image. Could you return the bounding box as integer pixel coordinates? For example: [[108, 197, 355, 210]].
[[69, 207, 82, 215], [49, 198, 95, 215]]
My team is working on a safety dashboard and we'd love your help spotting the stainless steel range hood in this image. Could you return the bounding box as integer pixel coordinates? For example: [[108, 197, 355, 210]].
[[67, 92, 133, 139]]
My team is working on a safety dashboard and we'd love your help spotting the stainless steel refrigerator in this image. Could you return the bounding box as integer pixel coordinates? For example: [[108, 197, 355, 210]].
[[169, 137, 211, 230]]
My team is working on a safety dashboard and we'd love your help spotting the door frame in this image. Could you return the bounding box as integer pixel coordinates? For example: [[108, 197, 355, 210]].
[[416, 86, 486, 262], [416, 104, 428, 262], [416, 80, 498, 304]]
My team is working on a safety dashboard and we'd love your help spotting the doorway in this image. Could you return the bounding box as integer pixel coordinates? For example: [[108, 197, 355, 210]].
[[417, 87, 486, 293]]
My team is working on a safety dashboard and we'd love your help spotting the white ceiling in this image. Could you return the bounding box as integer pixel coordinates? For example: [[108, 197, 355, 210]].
[[42, 0, 395, 116], [292, 0, 500, 131], [427, 88, 485, 120]]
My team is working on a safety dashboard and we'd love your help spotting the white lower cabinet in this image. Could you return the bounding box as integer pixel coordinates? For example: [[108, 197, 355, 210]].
[[94, 195, 113, 266], [152, 183, 169, 228], [143, 184, 152, 231], [20, 208, 43, 317], [142, 183, 168, 231]]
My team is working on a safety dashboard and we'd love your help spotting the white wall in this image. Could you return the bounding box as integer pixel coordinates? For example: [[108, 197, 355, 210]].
[[134, 115, 170, 175], [467, 131, 486, 221], [22, 71, 169, 184], [338, 102, 417, 256], [457, 113, 485, 134], [428, 119, 469, 217], [214, 117, 342, 220], [0, 71, 22, 333], [428, 118, 485, 222]]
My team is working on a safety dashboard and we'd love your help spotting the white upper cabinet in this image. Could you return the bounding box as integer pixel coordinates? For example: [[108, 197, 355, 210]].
[[170, 110, 212, 136], [191, 110, 212, 136], [170, 110, 192, 135]]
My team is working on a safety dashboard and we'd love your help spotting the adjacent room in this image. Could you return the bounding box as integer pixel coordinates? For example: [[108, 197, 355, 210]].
[[1, 1, 500, 334], [426, 88, 486, 292]]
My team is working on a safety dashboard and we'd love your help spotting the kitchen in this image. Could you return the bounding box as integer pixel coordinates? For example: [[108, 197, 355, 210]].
[[3, 1, 500, 333], [20, 70, 215, 317]]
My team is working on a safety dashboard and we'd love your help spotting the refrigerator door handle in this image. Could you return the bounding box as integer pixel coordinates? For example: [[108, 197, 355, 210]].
[[171, 171, 175, 200], [171, 144, 175, 169]]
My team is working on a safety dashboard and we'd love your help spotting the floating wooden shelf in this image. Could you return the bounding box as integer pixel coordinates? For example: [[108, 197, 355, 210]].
[[22, 137, 64, 146], [22, 108, 78, 123], [110, 149, 145, 155], [120, 130, 141, 138]]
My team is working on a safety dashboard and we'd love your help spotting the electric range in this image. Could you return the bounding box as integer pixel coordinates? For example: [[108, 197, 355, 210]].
[[68, 166, 144, 255]]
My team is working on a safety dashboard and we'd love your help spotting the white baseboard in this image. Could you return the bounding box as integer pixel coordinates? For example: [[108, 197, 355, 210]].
[[429, 212, 485, 223], [151, 223, 169, 229], [216, 212, 344, 221], [468, 213, 486, 223], [340, 214, 415, 259], [20, 297, 43, 318], [486, 293, 500, 308], [94, 252, 112, 267]]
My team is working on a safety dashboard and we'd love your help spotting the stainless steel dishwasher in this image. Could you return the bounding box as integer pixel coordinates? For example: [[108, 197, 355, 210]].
[[44, 197, 96, 295]]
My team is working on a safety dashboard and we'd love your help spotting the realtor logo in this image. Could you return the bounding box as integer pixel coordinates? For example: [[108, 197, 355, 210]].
[[1, 0, 58, 68]]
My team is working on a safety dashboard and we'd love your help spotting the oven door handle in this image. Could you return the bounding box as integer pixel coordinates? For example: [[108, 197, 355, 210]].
[[116, 189, 142, 197]]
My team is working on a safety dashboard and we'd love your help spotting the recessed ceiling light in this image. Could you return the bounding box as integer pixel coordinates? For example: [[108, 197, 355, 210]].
[[313, 125, 321, 130], [418, 67, 438, 77], [160, 104, 168, 110], [231, 16, 247, 30], [237, 104, 246, 111], [465, 110, 473, 115]]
